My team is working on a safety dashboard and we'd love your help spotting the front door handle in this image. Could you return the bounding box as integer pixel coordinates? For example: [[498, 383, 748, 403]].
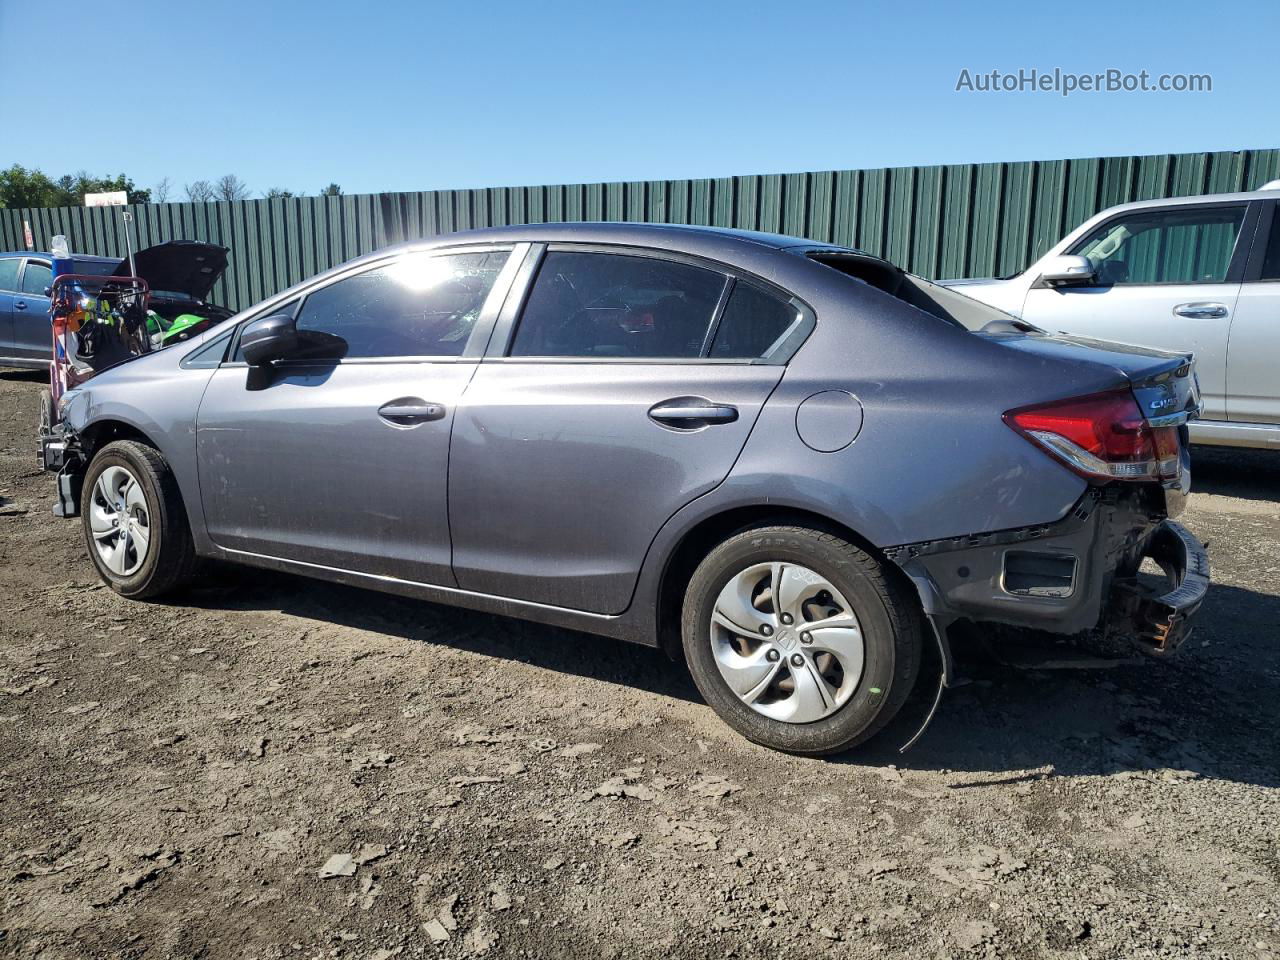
[[648, 397, 739, 429], [378, 398, 446, 425], [13, 300, 27, 310], [1173, 301, 1228, 319]]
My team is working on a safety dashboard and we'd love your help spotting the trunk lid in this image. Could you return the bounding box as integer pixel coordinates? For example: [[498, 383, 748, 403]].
[[111, 240, 229, 301], [981, 329, 1201, 424]]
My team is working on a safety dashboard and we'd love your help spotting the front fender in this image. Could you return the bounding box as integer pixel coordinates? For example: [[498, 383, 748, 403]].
[[61, 362, 215, 553]]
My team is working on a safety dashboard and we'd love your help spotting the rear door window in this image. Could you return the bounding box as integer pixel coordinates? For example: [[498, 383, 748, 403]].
[[20, 260, 52, 296], [709, 283, 800, 359], [509, 251, 727, 358]]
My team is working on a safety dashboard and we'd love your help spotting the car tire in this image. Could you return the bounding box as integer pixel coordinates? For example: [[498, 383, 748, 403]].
[[80, 440, 196, 599], [38, 388, 53, 434], [681, 525, 923, 755]]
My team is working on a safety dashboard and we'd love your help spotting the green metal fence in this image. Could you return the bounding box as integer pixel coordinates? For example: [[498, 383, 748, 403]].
[[3, 148, 1277, 313]]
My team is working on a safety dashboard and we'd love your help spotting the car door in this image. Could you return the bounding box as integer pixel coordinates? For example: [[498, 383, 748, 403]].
[[1227, 199, 1280, 424], [1019, 202, 1256, 422], [448, 245, 810, 615], [13, 257, 53, 358], [196, 245, 521, 584], [0, 256, 20, 359]]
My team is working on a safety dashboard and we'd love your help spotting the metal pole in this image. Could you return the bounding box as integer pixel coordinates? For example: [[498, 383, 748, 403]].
[[122, 209, 138, 278]]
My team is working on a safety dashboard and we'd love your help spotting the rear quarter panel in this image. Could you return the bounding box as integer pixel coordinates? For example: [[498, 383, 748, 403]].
[[723, 257, 1131, 547]]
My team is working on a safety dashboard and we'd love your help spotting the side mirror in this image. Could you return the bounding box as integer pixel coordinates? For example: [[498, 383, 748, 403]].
[[1039, 254, 1096, 286], [239, 313, 347, 366]]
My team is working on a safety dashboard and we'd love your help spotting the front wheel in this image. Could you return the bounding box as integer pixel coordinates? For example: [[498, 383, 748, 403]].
[[681, 525, 923, 755], [80, 440, 196, 599]]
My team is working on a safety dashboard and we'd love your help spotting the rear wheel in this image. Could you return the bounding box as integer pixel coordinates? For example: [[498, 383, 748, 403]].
[[80, 440, 196, 599], [682, 525, 922, 755]]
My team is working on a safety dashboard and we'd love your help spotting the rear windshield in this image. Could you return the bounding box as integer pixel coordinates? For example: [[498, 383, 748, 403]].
[[807, 252, 1022, 333], [73, 258, 122, 277]]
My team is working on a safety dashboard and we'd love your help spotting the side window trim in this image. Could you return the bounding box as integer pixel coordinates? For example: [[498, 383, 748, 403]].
[[181, 328, 236, 369], [1242, 198, 1278, 283], [698, 277, 738, 357], [474, 242, 545, 360], [1059, 201, 1255, 287], [484, 242, 814, 364], [758, 295, 816, 363], [1228, 200, 1261, 283], [221, 243, 523, 367]]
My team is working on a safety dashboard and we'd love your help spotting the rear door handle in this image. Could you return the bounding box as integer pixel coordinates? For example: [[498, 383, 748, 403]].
[[13, 300, 27, 310], [1173, 301, 1228, 319], [648, 397, 739, 429], [378, 398, 446, 425]]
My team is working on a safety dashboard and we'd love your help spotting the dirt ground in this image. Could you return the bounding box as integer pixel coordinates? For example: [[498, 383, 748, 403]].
[[1, 366, 1277, 960]]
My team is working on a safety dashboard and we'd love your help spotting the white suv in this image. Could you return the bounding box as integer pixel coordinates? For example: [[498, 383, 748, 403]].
[[943, 183, 1280, 449]]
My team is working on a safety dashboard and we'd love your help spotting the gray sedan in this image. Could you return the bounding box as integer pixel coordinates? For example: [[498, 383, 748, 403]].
[[41, 223, 1209, 754]]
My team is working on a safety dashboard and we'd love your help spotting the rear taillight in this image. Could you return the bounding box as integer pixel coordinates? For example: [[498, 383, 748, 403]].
[[1004, 389, 1179, 481]]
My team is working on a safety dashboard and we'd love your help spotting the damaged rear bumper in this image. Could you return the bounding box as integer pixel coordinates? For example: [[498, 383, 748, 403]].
[[887, 487, 1210, 657], [1107, 520, 1209, 654]]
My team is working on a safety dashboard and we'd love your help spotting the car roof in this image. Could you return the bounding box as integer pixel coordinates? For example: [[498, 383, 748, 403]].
[[1096, 186, 1280, 215], [384, 221, 852, 258], [237, 221, 867, 325], [0, 251, 120, 262]]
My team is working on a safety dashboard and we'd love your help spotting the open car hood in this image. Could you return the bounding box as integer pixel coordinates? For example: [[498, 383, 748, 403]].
[[112, 240, 229, 301]]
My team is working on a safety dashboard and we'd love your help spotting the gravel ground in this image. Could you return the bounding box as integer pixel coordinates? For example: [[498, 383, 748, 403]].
[[1, 366, 1277, 960]]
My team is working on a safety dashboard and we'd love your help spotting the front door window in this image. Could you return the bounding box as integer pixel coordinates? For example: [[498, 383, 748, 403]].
[[1071, 205, 1246, 285]]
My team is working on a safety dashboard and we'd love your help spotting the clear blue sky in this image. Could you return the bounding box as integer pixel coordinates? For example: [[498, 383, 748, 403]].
[[2, 0, 1275, 198]]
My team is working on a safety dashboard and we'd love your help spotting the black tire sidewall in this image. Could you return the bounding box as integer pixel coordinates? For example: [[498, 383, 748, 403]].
[[682, 527, 913, 755], [80, 444, 168, 597]]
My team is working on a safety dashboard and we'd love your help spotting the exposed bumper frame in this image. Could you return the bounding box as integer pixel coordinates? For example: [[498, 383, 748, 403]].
[[1107, 520, 1210, 655], [39, 422, 83, 519], [887, 487, 1210, 658]]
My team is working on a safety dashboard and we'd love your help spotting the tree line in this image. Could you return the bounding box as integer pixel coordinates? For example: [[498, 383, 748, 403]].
[[0, 165, 343, 208]]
